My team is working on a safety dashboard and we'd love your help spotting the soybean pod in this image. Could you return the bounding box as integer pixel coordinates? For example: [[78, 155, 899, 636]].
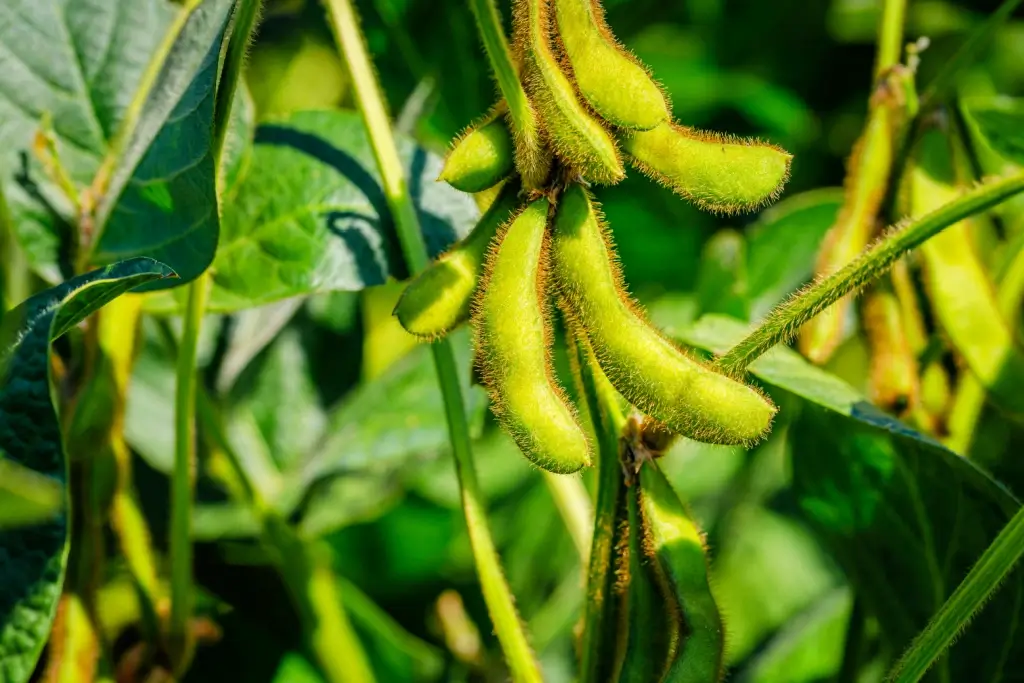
[[395, 181, 523, 339], [551, 183, 776, 446], [620, 122, 791, 215], [861, 280, 918, 415], [910, 125, 1024, 416], [512, 0, 624, 185], [637, 462, 725, 683], [473, 198, 592, 474], [439, 106, 516, 193], [553, 0, 669, 131]]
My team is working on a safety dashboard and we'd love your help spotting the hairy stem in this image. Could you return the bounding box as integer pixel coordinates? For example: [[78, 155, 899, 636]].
[[874, 0, 907, 79], [887, 504, 1024, 683], [323, 1, 543, 680], [168, 272, 209, 673], [715, 171, 1024, 377]]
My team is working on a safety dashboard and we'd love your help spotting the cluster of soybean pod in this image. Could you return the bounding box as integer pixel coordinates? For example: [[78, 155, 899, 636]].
[[396, 0, 792, 472], [393, 0, 792, 677]]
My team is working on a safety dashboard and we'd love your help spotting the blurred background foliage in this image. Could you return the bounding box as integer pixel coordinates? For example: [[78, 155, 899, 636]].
[[98, 0, 1024, 681]]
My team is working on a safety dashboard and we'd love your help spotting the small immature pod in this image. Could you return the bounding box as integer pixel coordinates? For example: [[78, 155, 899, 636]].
[[439, 107, 516, 193], [552, 184, 776, 446], [473, 198, 592, 474], [513, 0, 625, 185], [637, 462, 725, 683], [395, 182, 522, 339], [553, 0, 669, 131], [620, 122, 792, 215], [861, 282, 918, 415]]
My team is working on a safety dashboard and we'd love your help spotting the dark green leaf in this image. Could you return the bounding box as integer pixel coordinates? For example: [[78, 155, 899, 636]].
[[91, 0, 236, 287], [961, 97, 1024, 167], [0, 257, 172, 683], [144, 109, 479, 313], [680, 314, 1024, 681]]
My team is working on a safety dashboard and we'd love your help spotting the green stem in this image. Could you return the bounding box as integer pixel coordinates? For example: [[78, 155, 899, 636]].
[[920, 0, 1024, 110], [466, 0, 532, 134], [575, 333, 627, 683], [322, 1, 543, 680], [213, 0, 263, 177], [714, 171, 1024, 377], [168, 272, 209, 673], [0, 188, 29, 311], [886, 504, 1024, 683], [874, 0, 907, 79]]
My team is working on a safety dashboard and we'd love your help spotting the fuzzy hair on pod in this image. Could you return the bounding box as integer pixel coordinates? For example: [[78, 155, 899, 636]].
[[553, 0, 669, 131], [439, 104, 517, 193], [512, 0, 625, 185], [394, 181, 523, 340], [551, 183, 776, 446], [620, 121, 792, 215], [471, 197, 592, 474]]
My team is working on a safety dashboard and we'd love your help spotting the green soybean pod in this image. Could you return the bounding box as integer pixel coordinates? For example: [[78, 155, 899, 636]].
[[910, 127, 1024, 416], [620, 122, 791, 215], [615, 480, 681, 683], [512, 0, 624, 185], [551, 184, 776, 446], [473, 197, 592, 474], [638, 462, 725, 683], [553, 0, 668, 131], [861, 282, 918, 416], [439, 107, 516, 193], [394, 181, 522, 339]]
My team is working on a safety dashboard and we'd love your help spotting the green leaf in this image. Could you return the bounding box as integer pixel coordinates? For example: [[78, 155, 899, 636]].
[[745, 188, 844, 320], [0, 458, 63, 529], [680, 314, 1024, 680], [0, 0, 176, 282], [696, 229, 749, 320], [91, 0, 236, 287], [144, 109, 480, 313], [961, 97, 1024, 167], [736, 587, 852, 683], [0, 257, 173, 683]]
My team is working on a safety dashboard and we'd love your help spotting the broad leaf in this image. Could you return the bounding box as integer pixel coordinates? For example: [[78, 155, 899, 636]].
[[0, 0, 176, 282], [962, 97, 1024, 168], [91, 0, 236, 287], [0, 257, 173, 683], [143, 109, 480, 313], [680, 314, 1024, 681], [0, 0, 234, 287]]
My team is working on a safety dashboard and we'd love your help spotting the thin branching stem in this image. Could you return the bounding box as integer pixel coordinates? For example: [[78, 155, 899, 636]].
[[714, 171, 1024, 377], [322, 1, 543, 680]]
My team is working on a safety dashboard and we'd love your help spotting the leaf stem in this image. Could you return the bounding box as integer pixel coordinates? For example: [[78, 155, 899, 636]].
[[542, 471, 593, 564], [874, 0, 907, 79], [887, 503, 1024, 683], [322, 0, 543, 680], [168, 272, 209, 673], [714, 171, 1024, 377]]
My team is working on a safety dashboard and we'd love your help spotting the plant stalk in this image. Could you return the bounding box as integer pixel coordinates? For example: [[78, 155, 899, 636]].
[[715, 171, 1024, 377], [322, 0, 543, 679], [887, 503, 1024, 683], [466, 0, 533, 135], [168, 272, 209, 673]]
